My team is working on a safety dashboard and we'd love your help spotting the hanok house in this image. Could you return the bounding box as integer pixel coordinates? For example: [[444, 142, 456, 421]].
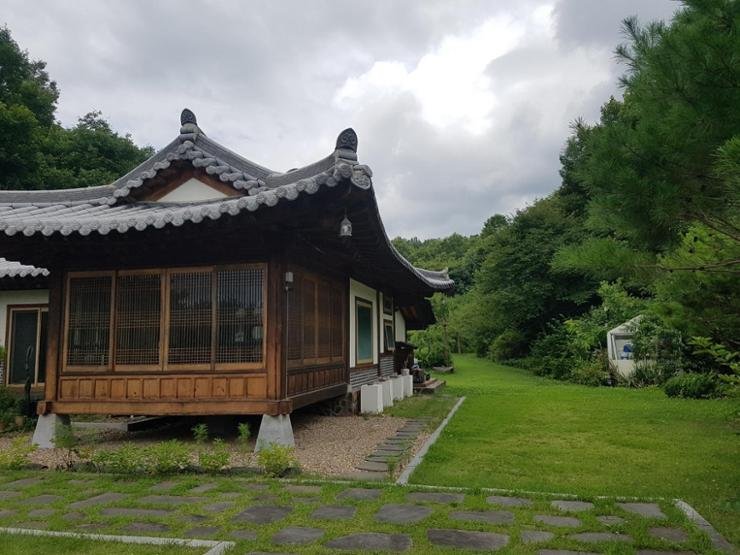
[[0, 110, 453, 448]]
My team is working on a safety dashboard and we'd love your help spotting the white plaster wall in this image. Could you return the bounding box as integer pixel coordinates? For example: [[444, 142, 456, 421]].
[[0, 289, 49, 347], [156, 178, 228, 202], [349, 278, 378, 368], [394, 310, 406, 343]]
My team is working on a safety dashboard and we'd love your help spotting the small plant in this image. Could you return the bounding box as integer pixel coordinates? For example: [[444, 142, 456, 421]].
[[198, 438, 230, 472], [55, 421, 79, 469], [256, 442, 298, 477], [91, 443, 147, 474], [192, 422, 209, 443], [237, 422, 251, 445], [0, 436, 36, 469], [146, 439, 191, 474]]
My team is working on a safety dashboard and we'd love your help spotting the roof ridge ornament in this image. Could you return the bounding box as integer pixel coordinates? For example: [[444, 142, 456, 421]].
[[179, 108, 203, 139], [335, 128, 358, 153], [181, 108, 197, 126]]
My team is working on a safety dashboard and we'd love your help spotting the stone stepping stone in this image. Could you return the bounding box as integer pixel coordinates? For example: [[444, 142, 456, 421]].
[[150, 480, 178, 492], [0, 509, 15, 518], [272, 526, 324, 545], [534, 515, 582, 528], [356, 460, 389, 472], [231, 530, 258, 541], [311, 505, 356, 520], [102, 507, 172, 518], [124, 522, 170, 533], [487, 495, 532, 507], [617, 502, 667, 519], [407, 491, 464, 504], [376, 445, 406, 453], [344, 471, 387, 482], [63, 512, 83, 521], [367, 455, 395, 463], [0, 491, 20, 500], [373, 449, 403, 457], [190, 483, 217, 494], [552, 500, 595, 512], [292, 496, 317, 504], [569, 532, 633, 543], [338, 488, 381, 501], [649, 527, 689, 542], [450, 510, 514, 525], [16, 521, 49, 530], [139, 495, 203, 506], [3, 478, 41, 489], [521, 530, 555, 544], [538, 551, 599, 555], [27, 509, 55, 518], [21, 494, 61, 504], [76, 523, 107, 532], [636, 551, 696, 555], [69, 492, 126, 509], [221, 492, 241, 499], [185, 526, 220, 537], [203, 501, 234, 513], [285, 484, 322, 495], [597, 515, 625, 526], [427, 528, 509, 551], [253, 494, 280, 504], [326, 532, 411, 551], [233, 505, 291, 524], [376, 504, 432, 524]]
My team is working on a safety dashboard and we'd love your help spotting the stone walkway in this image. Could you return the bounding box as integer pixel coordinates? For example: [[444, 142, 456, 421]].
[[349, 418, 429, 480], [0, 472, 728, 553]]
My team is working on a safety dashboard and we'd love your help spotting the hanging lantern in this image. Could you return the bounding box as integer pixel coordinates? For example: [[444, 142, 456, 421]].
[[339, 215, 353, 238]]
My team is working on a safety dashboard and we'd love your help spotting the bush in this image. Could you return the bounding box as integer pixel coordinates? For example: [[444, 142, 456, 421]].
[[91, 443, 148, 474], [663, 373, 724, 399], [410, 325, 451, 368], [256, 443, 298, 477], [198, 438, 230, 472], [0, 386, 20, 430], [488, 329, 525, 361], [571, 351, 610, 386], [528, 324, 578, 380], [0, 436, 36, 469], [146, 440, 191, 474]]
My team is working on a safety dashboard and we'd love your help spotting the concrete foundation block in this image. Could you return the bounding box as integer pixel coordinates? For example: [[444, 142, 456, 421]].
[[32, 413, 71, 448], [361, 383, 383, 414], [401, 368, 410, 376], [402, 375, 413, 397], [391, 376, 404, 401], [255, 414, 295, 452], [381, 379, 393, 408]]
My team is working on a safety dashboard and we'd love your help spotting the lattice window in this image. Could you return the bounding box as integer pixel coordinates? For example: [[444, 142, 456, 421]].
[[302, 278, 317, 359], [216, 267, 264, 364], [66, 275, 112, 367], [286, 276, 302, 361], [115, 273, 162, 366], [168, 270, 212, 365]]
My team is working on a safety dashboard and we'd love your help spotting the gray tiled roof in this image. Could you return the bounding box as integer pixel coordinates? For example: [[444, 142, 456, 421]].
[[0, 258, 49, 278], [0, 110, 452, 292]]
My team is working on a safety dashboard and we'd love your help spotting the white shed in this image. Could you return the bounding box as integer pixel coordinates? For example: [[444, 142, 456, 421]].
[[607, 316, 641, 378]]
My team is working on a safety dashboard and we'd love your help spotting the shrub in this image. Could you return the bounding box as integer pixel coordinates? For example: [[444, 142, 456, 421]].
[[256, 443, 298, 477], [410, 325, 451, 368], [146, 439, 191, 474], [192, 423, 209, 443], [0, 436, 36, 469], [571, 351, 610, 386], [488, 329, 525, 361], [198, 438, 230, 472], [0, 386, 20, 430], [528, 323, 578, 380], [663, 373, 724, 399], [91, 443, 148, 474], [237, 422, 251, 447]]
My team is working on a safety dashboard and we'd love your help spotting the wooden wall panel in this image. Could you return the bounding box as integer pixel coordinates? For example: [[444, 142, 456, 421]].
[[286, 364, 345, 397], [57, 373, 268, 404]]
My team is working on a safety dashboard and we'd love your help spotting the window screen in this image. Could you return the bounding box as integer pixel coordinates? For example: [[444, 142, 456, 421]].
[[216, 267, 263, 364], [168, 271, 212, 364], [67, 275, 112, 366], [356, 300, 373, 363], [115, 273, 162, 365]]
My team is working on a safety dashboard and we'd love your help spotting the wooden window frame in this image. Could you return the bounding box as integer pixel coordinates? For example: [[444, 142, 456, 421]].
[[355, 297, 374, 365], [383, 317, 395, 353], [382, 294, 393, 316], [4, 304, 48, 386], [62, 264, 267, 374]]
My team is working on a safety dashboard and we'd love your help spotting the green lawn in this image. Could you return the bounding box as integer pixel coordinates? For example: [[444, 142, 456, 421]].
[[410, 355, 740, 545], [0, 533, 202, 554]]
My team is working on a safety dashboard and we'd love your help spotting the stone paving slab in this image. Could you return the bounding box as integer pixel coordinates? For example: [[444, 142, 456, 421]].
[[311, 505, 357, 520], [3, 478, 41, 489], [407, 491, 464, 504], [27, 508, 54, 518], [539, 551, 598, 555], [486, 495, 532, 507], [356, 460, 389, 472], [636, 551, 696, 555], [569, 532, 633, 543], [450, 509, 514, 525], [373, 449, 404, 457], [552, 500, 595, 512], [124, 522, 171, 533], [233, 505, 291, 524], [0, 509, 14, 518], [0, 491, 21, 500], [618, 502, 667, 519], [203, 501, 234, 513], [337, 487, 381, 500], [138, 494, 204, 506], [20, 494, 61, 504], [597, 515, 625, 526], [150, 480, 178, 492], [376, 503, 433, 524], [185, 526, 220, 537], [534, 514, 582, 527], [326, 532, 412, 551], [190, 483, 217, 494], [102, 507, 173, 518], [428, 528, 509, 551], [649, 527, 689, 542], [231, 530, 258, 541], [521, 530, 555, 544], [69, 492, 126, 509], [272, 526, 324, 545]]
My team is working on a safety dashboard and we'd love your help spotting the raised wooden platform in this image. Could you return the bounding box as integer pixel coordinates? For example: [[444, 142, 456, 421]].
[[413, 378, 446, 394]]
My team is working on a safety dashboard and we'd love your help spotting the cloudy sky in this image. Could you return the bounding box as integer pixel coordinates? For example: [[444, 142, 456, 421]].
[[2, 0, 678, 238]]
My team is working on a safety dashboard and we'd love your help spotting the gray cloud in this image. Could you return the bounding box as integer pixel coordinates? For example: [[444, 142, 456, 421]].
[[1, 0, 678, 238]]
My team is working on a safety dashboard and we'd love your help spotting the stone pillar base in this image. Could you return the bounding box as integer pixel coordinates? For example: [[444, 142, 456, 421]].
[[32, 413, 71, 448], [255, 414, 295, 452], [360, 383, 383, 414]]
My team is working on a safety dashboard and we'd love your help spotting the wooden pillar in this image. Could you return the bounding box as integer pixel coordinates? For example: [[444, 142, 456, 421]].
[[40, 269, 64, 413], [266, 256, 285, 402]]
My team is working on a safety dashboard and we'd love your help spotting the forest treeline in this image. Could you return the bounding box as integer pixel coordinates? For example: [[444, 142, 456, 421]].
[[394, 0, 739, 398]]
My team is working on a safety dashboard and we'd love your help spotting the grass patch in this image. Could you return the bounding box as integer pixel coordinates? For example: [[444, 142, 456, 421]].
[[0, 532, 203, 554], [410, 354, 740, 546], [385, 392, 458, 429]]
